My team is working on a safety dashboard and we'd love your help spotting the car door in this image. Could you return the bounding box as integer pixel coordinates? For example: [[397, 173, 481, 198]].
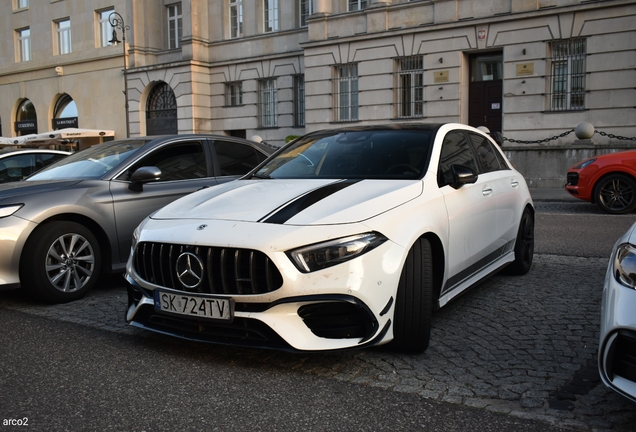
[[437, 130, 498, 294], [467, 132, 521, 251], [109, 139, 217, 264]]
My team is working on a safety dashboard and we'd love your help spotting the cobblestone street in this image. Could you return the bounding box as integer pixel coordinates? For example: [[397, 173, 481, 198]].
[[2, 251, 634, 430]]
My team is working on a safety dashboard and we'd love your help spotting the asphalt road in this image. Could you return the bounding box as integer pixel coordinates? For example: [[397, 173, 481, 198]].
[[0, 197, 635, 432]]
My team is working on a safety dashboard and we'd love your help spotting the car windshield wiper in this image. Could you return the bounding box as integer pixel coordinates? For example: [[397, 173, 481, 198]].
[[251, 173, 272, 179]]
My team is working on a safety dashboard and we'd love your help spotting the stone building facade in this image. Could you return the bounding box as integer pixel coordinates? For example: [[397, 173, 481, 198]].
[[0, 0, 634, 151]]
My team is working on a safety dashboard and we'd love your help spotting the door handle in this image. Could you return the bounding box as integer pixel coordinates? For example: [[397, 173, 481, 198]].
[[511, 180, 519, 188], [482, 188, 493, 196], [484, 115, 487, 123]]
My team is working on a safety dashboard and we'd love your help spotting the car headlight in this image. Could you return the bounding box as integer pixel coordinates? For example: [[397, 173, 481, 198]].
[[614, 243, 636, 289], [287, 232, 388, 273], [0, 204, 24, 218], [573, 158, 596, 169]]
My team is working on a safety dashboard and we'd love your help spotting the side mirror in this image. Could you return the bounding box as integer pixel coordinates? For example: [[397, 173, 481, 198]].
[[129, 166, 161, 192], [450, 164, 478, 189]]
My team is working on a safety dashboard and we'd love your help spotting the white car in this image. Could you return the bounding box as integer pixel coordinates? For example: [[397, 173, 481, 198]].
[[125, 123, 534, 353], [599, 221, 636, 403]]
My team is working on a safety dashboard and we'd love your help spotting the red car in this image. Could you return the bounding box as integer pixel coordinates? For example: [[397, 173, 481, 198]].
[[566, 149, 636, 214]]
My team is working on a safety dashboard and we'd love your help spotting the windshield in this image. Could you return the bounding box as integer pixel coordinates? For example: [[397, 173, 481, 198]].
[[254, 130, 433, 180], [27, 140, 149, 181]]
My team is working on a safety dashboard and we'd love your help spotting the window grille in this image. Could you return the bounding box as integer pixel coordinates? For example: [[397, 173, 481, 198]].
[[548, 38, 586, 111], [230, 0, 243, 38], [396, 55, 424, 118], [264, 0, 278, 32], [334, 64, 359, 122], [56, 19, 72, 55], [259, 78, 278, 128], [17, 28, 31, 62], [167, 3, 183, 49], [293, 74, 305, 126], [299, 0, 314, 26], [225, 82, 243, 106]]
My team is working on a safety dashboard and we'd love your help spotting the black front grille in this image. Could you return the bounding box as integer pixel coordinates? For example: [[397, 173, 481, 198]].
[[133, 242, 283, 295], [611, 330, 636, 382], [567, 172, 579, 186]]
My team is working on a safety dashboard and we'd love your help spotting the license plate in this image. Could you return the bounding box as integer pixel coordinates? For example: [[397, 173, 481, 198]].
[[153, 290, 233, 321]]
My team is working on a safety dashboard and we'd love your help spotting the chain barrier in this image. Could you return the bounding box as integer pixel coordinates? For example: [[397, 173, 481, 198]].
[[502, 129, 574, 145], [595, 130, 636, 141], [502, 129, 636, 145]]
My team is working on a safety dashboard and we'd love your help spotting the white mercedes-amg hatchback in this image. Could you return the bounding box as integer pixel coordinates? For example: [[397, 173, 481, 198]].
[[125, 123, 534, 353]]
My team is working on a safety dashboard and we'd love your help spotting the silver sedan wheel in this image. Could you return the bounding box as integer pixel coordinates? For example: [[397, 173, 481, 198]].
[[45, 232, 96, 293]]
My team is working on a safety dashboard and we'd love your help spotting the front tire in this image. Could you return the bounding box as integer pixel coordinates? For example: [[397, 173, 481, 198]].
[[594, 174, 636, 214], [390, 238, 433, 354], [20, 221, 101, 304]]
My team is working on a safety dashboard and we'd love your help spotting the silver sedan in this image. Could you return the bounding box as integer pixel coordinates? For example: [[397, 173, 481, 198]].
[[599, 221, 636, 403], [0, 135, 274, 303]]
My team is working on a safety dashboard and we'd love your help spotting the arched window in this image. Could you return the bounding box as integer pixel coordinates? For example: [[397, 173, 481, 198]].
[[53, 93, 78, 129], [16, 99, 37, 136], [146, 82, 177, 135]]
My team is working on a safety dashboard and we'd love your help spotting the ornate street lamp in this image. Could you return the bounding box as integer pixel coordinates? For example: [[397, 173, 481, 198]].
[[108, 11, 130, 138]]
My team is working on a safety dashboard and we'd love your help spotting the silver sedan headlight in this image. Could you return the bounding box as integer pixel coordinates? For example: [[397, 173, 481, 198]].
[[0, 204, 24, 218], [287, 232, 387, 273], [614, 243, 636, 289]]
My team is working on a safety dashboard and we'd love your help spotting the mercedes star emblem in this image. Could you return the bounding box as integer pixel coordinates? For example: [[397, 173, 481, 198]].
[[175, 252, 204, 288]]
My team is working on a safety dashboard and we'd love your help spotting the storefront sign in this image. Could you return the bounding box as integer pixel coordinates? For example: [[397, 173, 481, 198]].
[[15, 120, 37, 132], [53, 117, 78, 129]]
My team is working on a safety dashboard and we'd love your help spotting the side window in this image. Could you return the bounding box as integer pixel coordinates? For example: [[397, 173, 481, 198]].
[[468, 133, 505, 173], [437, 131, 478, 188], [213, 141, 267, 176], [4, 154, 35, 180], [121, 142, 207, 181], [35, 153, 68, 172]]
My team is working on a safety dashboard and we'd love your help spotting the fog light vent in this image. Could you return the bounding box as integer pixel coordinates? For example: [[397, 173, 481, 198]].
[[298, 302, 369, 339]]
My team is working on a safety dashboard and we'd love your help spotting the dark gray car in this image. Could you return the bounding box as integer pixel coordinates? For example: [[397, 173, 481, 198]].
[[0, 134, 274, 303]]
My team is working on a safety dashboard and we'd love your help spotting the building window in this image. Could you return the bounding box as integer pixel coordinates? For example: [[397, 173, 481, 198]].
[[225, 82, 243, 106], [14, 0, 28, 10], [348, 0, 367, 11], [293, 74, 305, 127], [97, 8, 114, 47], [167, 3, 183, 49], [264, 0, 278, 32], [334, 63, 358, 122], [56, 19, 72, 55], [259, 78, 278, 128], [396, 55, 424, 118], [548, 38, 586, 111], [299, 0, 314, 27], [230, 0, 243, 38], [16, 28, 31, 62]]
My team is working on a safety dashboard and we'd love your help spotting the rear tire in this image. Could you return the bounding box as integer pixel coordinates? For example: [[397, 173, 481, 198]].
[[390, 238, 433, 354], [20, 221, 101, 304], [505, 207, 534, 275]]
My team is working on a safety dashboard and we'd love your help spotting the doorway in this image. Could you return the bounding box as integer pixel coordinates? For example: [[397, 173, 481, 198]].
[[468, 53, 503, 133]]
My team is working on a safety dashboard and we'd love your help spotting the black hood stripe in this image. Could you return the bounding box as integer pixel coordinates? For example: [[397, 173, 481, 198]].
[[260, 179, 362, 224]]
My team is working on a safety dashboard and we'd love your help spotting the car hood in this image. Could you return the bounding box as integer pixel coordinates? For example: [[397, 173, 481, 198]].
[[151, 179, 423, 225], [0, 180, 83, 202]]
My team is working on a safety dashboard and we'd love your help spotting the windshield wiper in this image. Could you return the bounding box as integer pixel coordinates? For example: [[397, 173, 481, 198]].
[[251, 173, 272, 179]]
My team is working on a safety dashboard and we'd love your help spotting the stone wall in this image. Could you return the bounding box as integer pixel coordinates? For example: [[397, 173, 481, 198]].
[[504, 143, 636, 188]]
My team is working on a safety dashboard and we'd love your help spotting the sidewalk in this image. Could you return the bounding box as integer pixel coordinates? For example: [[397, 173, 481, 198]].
[[529, 187, 578, 202]]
